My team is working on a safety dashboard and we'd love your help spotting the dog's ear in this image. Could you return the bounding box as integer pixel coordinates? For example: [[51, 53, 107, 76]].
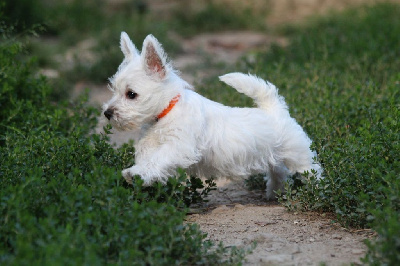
[[120, 32, 139, 60], [141, 34, 168, 79]]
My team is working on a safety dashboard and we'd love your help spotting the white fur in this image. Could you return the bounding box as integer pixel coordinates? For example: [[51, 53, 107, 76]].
[[103, 33, 323, 200]]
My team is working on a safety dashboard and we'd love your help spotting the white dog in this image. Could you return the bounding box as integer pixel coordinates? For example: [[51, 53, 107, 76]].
[[103, 32, 322, 200]]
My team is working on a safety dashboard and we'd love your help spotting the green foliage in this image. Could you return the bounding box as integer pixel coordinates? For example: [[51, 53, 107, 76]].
[[362, 186, 400, 265], [13, 0, 267, 87], [127, 171, 216, 208], [172, 2, 266, 37], [0, 30, 241, 265], [241, 3, 399, 264], [245, 174, 266, 191], [1, 0, 45, 32], [5, 0, 176, 88], [196, 3, 400, 264], [4, 1, 400, 264]]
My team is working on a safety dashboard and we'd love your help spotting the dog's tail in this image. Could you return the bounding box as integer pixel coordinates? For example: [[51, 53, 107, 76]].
[[219, 72, 288, 112]]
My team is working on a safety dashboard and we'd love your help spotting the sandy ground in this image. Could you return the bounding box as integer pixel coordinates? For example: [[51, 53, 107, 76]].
[[61, 1, 397, 264]]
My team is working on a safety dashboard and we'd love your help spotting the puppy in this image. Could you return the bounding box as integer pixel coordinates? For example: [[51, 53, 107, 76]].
[[103, 32, 322, 199]]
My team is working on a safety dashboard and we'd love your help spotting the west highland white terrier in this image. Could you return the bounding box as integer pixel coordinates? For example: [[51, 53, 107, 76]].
[[103, 32, 322, 200]]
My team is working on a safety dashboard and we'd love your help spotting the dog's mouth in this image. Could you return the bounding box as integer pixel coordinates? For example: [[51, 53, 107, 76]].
[[110, 117, 138, 131], [104, 108, 138, 131], [110, 118, 138, 131]]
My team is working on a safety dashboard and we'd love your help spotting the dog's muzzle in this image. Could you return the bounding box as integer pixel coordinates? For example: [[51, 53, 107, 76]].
[[104, 108, 114, 120]]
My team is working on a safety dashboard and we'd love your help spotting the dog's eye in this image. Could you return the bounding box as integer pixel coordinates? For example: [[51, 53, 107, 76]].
[[126, 91, 138, 100]]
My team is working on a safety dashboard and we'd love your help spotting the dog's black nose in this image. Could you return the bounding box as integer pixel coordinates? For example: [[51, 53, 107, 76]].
[[104, 108, 114, 120]]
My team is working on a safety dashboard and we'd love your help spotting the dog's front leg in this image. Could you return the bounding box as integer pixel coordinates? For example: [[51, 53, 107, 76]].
[[121, 144, 196, 186]]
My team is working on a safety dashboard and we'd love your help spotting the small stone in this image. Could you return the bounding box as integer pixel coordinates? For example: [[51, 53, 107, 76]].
[[234, 204, 245, 210], [252, 233, 267, 243], [292, 246, 301, 254], [332, 234, 342, 240], [351, 249, 364, 255], [265, 243, 273, 249], [260, 254, 292, 264], [224, 239, 243, 247], [211, 205, 229, 214]]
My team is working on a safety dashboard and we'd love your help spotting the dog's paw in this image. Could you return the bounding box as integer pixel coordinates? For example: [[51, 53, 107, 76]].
[[122, 168, 134, 184], [265, 188, 278, 201], [121, 167, 154, 186]]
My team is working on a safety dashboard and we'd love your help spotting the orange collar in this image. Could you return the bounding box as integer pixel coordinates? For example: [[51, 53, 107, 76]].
[[156, 94, 181, 121]]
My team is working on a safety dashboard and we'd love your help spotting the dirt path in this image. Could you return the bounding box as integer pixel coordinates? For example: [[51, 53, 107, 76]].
[[186, 179, 373, 265]]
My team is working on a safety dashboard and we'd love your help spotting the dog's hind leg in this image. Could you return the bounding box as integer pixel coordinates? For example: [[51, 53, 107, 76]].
[[265, 164, 289, 200]]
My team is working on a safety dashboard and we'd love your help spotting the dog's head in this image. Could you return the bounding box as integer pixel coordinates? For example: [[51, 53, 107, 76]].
[[103, 33, 187, 130]]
